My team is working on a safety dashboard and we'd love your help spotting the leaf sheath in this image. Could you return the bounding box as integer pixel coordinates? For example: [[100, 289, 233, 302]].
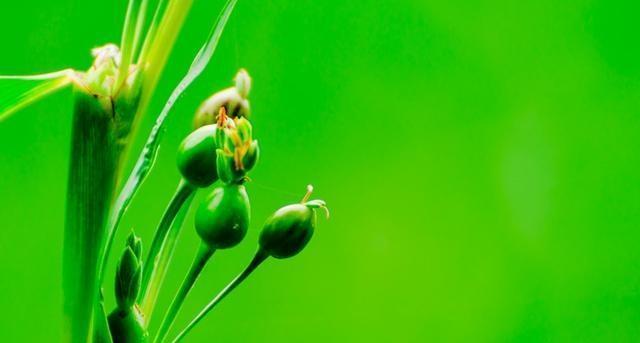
[[63, 90, 122, 343]]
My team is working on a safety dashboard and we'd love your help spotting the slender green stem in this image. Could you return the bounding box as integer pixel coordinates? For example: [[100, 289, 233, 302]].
[[171, 249, 269, 342], [155, 243, 215, 343], [140, 179, 196, 317]]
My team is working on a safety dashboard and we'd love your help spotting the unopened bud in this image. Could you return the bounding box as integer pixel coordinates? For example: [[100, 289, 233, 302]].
[[234, 69, 251, 99], [115, 246, 142, 309]]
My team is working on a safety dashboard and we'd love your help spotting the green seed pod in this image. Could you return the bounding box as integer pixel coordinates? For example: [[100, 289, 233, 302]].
[[108, 306, 148, 343], [176, 124, 218, 187], [195, 184, 250, 249], [259, 204, 315, 259], [259, 186, 328, 259]]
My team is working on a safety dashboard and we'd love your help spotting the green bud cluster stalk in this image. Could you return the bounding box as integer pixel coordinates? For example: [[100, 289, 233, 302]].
[[139, 70, 258, 322], [129, 66, 330, 342], [154, 75, 261, 341]]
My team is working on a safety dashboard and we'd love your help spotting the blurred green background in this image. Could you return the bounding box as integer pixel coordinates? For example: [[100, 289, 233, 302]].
[[2, 0, 640, 341]]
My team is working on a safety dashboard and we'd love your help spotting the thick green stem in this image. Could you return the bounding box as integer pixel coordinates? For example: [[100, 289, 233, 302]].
[[64, 91, 122, 343], [140, 179, 196, 317], [172, 249, 269, 342], [155, 244, 215, 343]]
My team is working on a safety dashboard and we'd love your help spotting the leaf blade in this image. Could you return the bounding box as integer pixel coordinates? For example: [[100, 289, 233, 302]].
[[0, 69, 74, 121]]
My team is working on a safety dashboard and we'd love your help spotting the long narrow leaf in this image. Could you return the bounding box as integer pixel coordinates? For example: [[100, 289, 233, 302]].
[[121, 0, 194, 168], [0, 69, 75, 121], [137, 0, 169, 65], [132, 0, 151, 61], [100, 0, 239, 280], [116, 0, 143, 91]]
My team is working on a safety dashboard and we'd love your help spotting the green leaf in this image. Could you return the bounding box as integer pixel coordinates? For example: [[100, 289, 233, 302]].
[[101, 0, 239, 279], [0, 69, 75, 121], [116, 0, 144, 91], [132, 0, 194, 133], [136, 0, 169, 65]]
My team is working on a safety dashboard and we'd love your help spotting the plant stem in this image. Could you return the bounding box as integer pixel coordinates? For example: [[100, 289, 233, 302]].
[[140, 179, 196, 317], [171, 249, 269, 342], [155, 243, 215, 343], [63, 91, 122, 343]]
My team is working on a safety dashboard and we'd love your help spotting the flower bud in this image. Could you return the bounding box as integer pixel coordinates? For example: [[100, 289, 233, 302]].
[[259, 187, 328, 259], [195, 184, 250, 249], [242, 140, 259, 172], [216, 149, 243, 184], [115, 243, 142, 310], [234, 117, 252, 142], [85, 44, 121, 97], [234, 69, 252, 99], [176, 124, 218, 187], [127, 231, 143, 260], [193, 69, 252, 128], [215, 116, 259, 184]]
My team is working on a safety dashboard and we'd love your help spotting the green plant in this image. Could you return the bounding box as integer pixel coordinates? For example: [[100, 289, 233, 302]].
[[0, 1, 328, 342]]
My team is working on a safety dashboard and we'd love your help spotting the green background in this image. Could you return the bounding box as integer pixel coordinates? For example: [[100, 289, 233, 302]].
[[1, 0, 640, 341]]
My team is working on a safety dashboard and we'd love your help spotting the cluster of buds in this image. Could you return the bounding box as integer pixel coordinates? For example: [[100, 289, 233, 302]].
[[214, 107, 259, 184], [138, 68, 329, 342], [177, 69, 258, 187], [84, 44, 122, 98]]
